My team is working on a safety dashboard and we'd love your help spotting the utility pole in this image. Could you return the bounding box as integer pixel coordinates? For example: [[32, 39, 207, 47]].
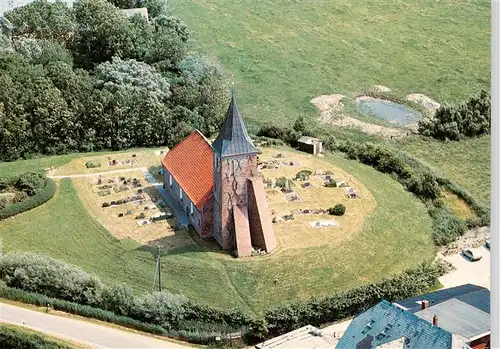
[[152, 245, 162, 292], [157, 245, 161, 292]]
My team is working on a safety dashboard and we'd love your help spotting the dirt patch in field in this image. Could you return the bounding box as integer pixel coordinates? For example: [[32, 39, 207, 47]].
[[332, 116, 409, 138], [311, 93, 416, 138], [373, 85, 391, 92], [406, 93, 440, 115], [311, 94, 345, 122]]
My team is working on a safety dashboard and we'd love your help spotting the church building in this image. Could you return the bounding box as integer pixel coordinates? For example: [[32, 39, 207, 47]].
[[161, 91, 276, 257]]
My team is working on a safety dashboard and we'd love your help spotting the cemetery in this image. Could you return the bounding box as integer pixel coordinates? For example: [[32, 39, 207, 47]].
[[257, 147, 376, 250], [72, 169, 193, 249]]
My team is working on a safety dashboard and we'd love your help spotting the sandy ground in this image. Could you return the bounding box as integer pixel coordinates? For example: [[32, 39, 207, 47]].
[[406, 93, 441, 115], [438, 246, 490, 290], [310, 88, 439, 138]]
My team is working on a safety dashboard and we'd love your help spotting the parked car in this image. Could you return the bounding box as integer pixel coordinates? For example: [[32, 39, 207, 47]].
[[462, 249, 482, 262], [485, 238, 490, 249]]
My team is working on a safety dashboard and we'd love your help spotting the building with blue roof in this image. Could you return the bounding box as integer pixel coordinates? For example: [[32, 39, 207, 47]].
[[336, 300, 470, 349]]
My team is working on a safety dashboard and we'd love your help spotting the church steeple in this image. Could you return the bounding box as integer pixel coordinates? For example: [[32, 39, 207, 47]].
[[212, 90, 258, 157]]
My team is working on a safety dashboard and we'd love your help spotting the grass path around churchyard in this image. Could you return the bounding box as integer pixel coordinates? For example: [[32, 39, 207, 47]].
[[169, 0, 490, 132], [0, 148, 435, 314]]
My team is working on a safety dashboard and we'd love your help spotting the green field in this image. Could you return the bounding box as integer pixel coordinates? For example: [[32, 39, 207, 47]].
[[0, 148, 434, 313], [395, 135, 491, 205], [170, 0, 490, 130]]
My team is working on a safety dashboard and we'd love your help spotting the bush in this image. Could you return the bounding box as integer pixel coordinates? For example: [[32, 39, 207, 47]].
[[295, 170, 312, 181], [15, 172, 46, 196], [257, 125, 301, 146], [0, 178, 56, 219], [328, 204, 345, 216], [324, 180, 337, 188], [264, 261, 445, 336], [102, 283, 134, 316], [428, 205, 467, 246], [85, 161, 101, 168], [418, 90, 491, 140], [0, 252, 104, 306], [275, 177, 291, 189], [131, 291, 191, 330], [0, 323, 76, 349], [0, 287, 167, 336]]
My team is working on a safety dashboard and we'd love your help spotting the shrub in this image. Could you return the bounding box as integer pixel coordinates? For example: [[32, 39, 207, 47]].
[[131, 291, 191, 330], [85, 161, 101, 168], [328, 204, 345, 216], [0, 287, 167, 336], [418, 90, 491, 140], [257, 125, 301, 146], [324, 180, 337, 188], [0, 178, 56, 220], [13, 191, 28, 203], [102, 283, 134, 316], [275, 177, 292, 189], [102, 202, 111, 208], [0, 252, 104, 306], [264, 261, 445, 336], [15, 172, 46, 196], [295, 170, 312, 181], [428, 205, 467, 246]]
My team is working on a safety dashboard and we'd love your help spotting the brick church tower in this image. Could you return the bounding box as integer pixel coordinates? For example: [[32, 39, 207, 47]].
[[212, 91, 276, 257]]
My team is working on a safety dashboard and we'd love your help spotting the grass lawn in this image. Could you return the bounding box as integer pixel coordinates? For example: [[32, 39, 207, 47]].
[[170, 0, 490, 131], [395, 135, 491, 206], [0, 147, 168, 178], [0, 323, 90, 349], [0, 147, 435, 314]]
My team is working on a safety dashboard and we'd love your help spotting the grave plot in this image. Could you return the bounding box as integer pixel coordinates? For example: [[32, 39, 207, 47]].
[[73, 170, 193, 249], [258, 147, 376, 250]]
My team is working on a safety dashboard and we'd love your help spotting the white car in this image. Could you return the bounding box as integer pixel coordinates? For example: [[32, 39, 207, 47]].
[[462, 249, 482, 262]]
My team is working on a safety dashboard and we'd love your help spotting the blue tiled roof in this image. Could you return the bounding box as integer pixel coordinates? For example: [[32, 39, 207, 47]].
[[336, 300, 453, 349], [212, 90, 258, 158], [395, 284, 489, 314]]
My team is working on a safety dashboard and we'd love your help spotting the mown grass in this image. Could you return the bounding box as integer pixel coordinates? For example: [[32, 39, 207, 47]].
[[0, 148, 435, 314], [0, 178, 251, 312], [0, 147, 167, 178], [0, 323, 90, 349], [170, 0, 490, 131], [395, 135, 491, 205]]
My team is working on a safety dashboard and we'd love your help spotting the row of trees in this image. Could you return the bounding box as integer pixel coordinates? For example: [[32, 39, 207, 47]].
[[0, 0, 228, 161]]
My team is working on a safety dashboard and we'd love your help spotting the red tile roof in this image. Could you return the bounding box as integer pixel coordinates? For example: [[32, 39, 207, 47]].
[[162, 131, 214, 210]]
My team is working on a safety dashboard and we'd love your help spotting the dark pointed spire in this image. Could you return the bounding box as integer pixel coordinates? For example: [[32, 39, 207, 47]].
[[212, 90, 258, 157]]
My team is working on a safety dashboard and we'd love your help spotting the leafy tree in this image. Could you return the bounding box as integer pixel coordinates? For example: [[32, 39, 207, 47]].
[[0, 17, 14, 55], [73, 0, 136, 68], [94, 56, 170, 99], [293, 115, 307, 134], [4, 0, 74, 44], [172, 54, 228, 136], [418, 90, 491, 141]]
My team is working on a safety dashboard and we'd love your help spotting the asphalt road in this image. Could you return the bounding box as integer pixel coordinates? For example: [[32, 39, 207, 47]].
[[0, 303, 193, 349]]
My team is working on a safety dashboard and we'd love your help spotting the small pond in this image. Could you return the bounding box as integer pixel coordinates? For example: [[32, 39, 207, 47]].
[[355, 96, 422, 126]]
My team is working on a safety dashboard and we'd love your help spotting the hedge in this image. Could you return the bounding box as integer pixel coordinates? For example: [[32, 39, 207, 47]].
[[0, 178, 56, 220], [0, 323, 76, 349], [264, 261, 446, 336]]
